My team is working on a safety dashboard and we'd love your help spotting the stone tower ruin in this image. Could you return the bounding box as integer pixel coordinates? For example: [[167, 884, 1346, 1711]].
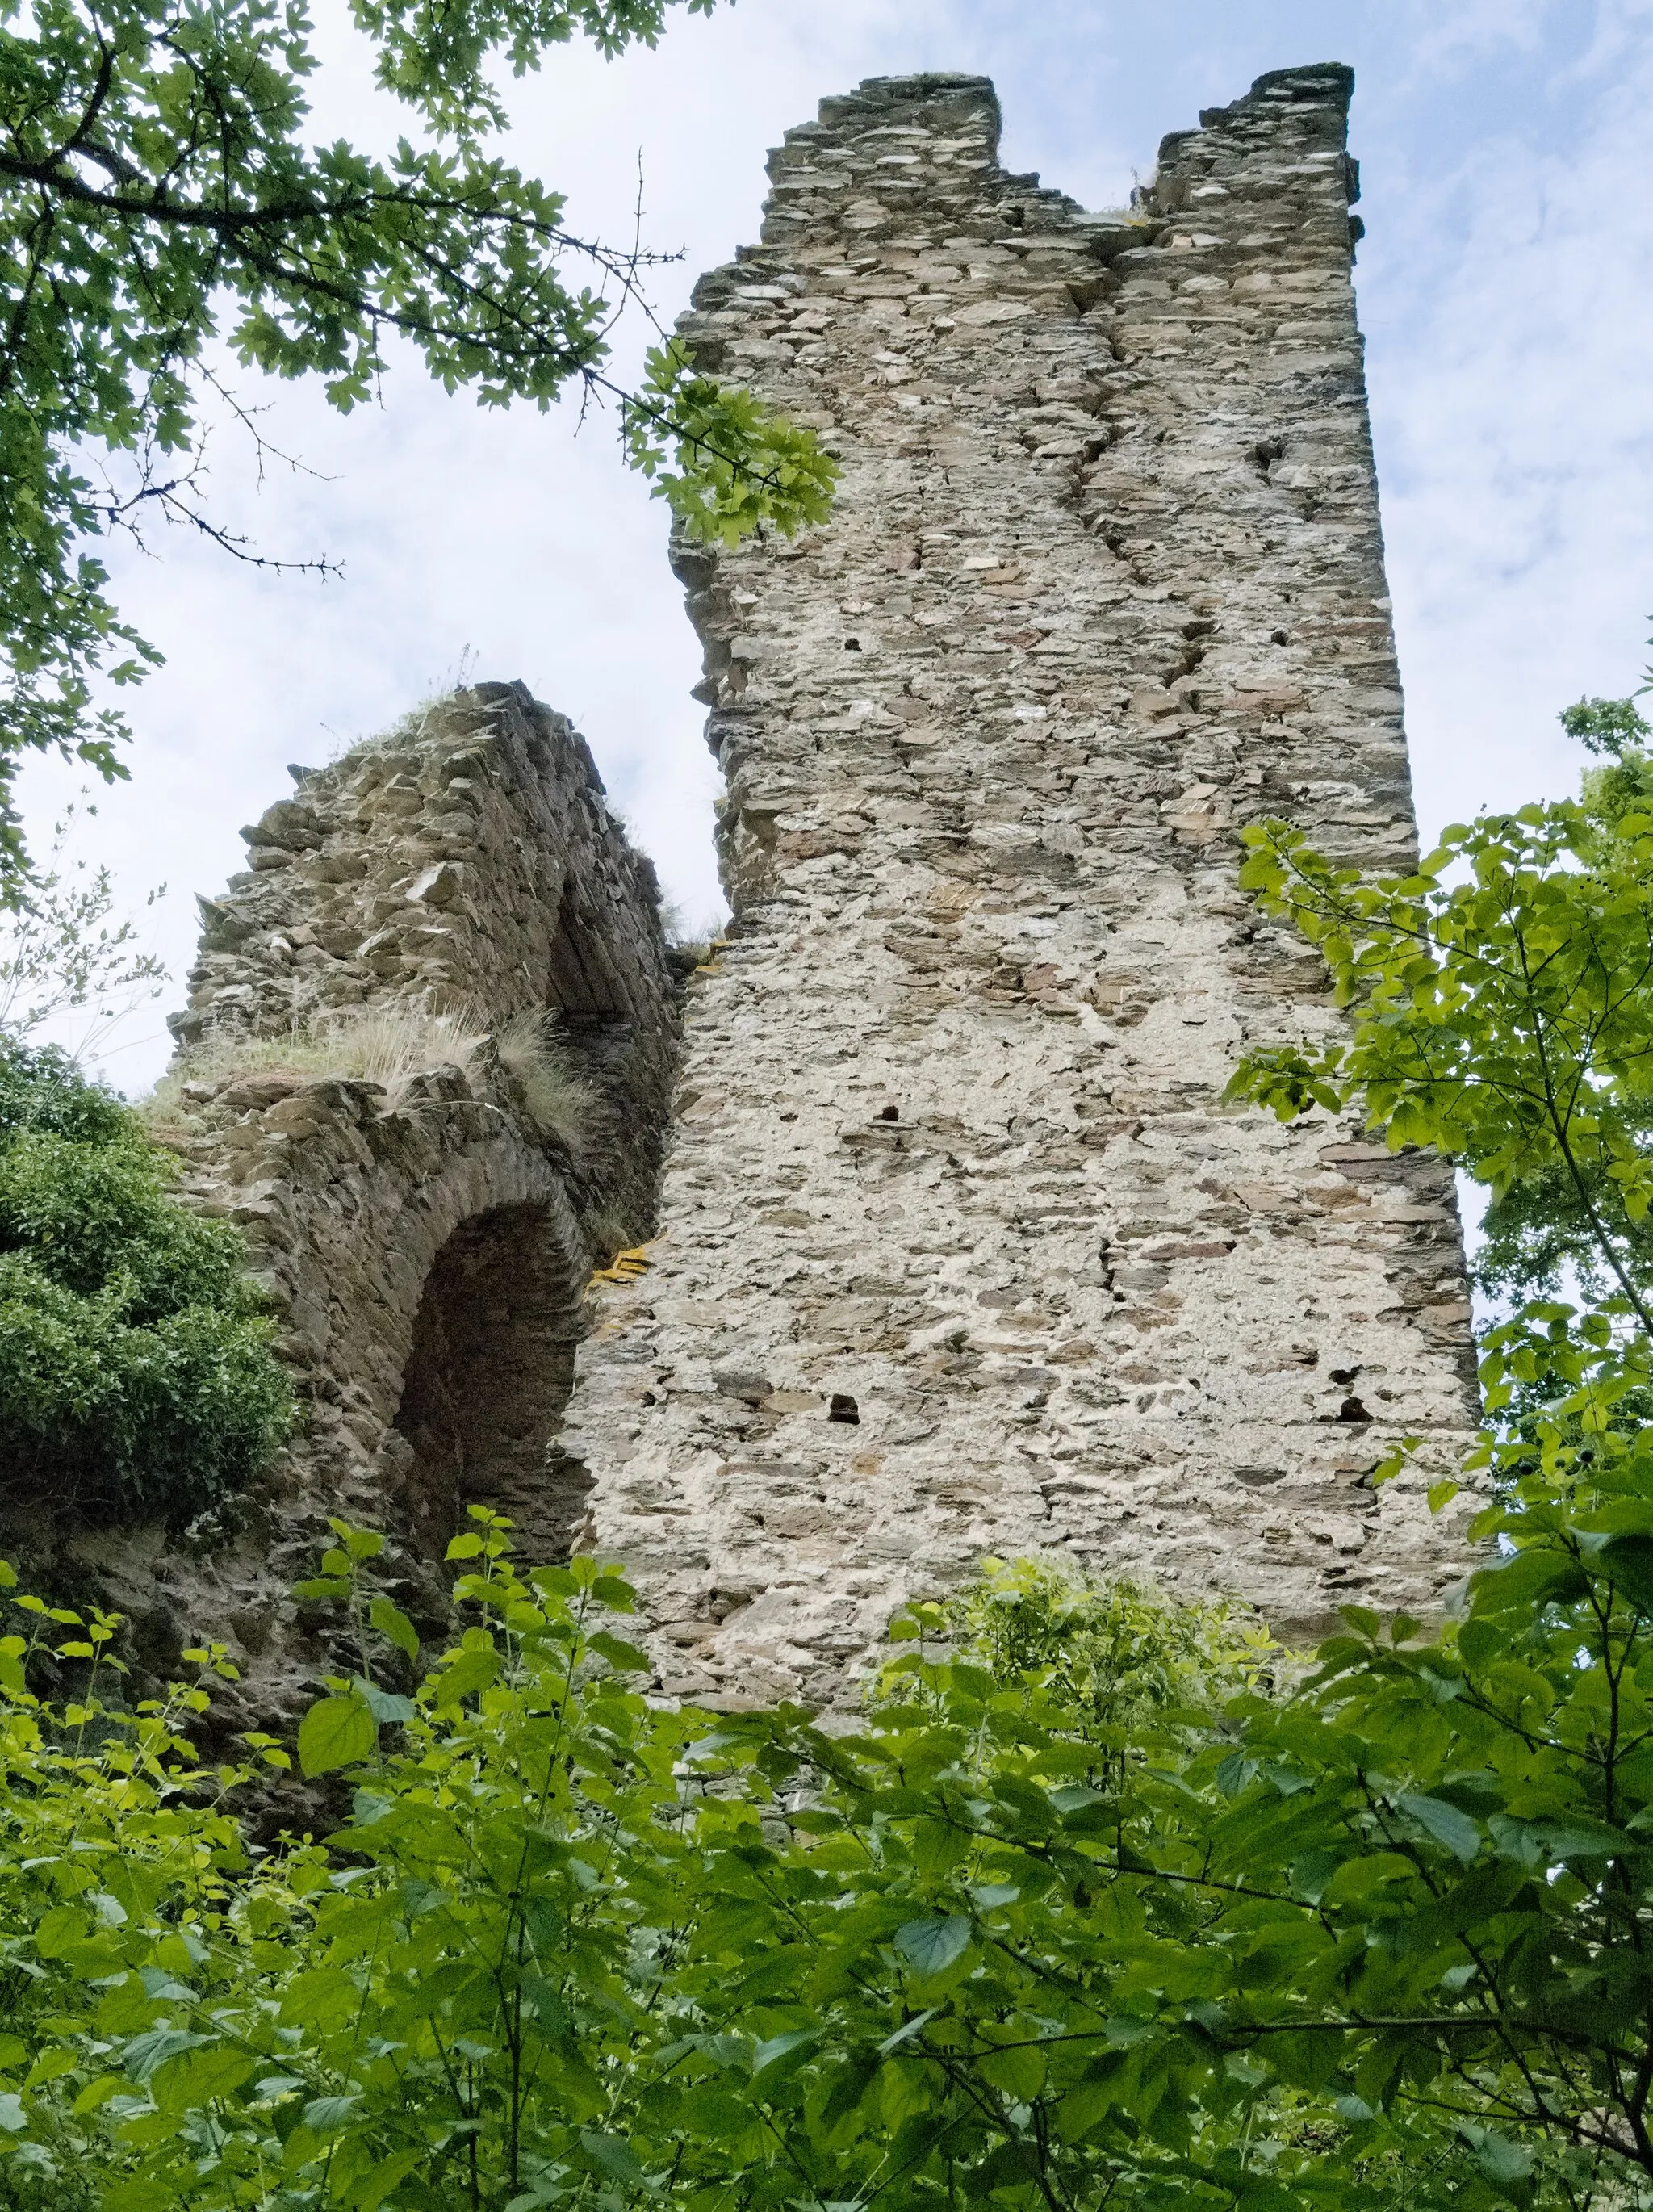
[[561, 63, 1481, 1705], [78, 63, 1479, 1723]]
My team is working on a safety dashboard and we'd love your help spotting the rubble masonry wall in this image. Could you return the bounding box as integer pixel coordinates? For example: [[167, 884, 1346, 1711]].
[[559, 65, 1482, 1707], [58, 685, 677, 1728]]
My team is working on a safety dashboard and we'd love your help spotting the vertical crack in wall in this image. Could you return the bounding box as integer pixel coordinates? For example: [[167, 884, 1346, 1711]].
[[559, 65, 1483, 1710]]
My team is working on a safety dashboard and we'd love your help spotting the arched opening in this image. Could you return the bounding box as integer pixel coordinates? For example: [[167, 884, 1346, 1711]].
[[392, 1203, 591, 1565]]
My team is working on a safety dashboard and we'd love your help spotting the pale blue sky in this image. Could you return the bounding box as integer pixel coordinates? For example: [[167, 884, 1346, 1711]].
[[20, 0, 1653, 1086]]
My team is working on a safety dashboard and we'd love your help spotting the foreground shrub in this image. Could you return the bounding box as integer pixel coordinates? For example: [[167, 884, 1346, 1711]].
[[3, 1476, 1652, 2212], [0, 1521, 701, 2211], [0, 1039, 293, 1522]]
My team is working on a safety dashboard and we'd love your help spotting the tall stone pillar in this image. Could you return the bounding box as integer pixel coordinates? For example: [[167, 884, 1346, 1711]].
[[563, 65, 1482, 1705]]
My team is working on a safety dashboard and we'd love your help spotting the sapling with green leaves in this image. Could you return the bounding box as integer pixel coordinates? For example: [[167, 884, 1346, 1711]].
[[1225, 662, 1653, 1330], [0, 802, 165, 1056]]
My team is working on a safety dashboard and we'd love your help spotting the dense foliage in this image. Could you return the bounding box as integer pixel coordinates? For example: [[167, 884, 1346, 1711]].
[[0, 1037, 291, 1520], [1225, 689, 1653, 1326], [6, 1473, 1653, 2212], [0, 0, 836, 886]]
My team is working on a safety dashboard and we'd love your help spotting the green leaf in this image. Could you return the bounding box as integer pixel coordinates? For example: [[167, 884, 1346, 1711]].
[[354, 1675, 416, 1724], [588, 1629, 652, 1674], [1396, 1793, 1481, 1863], [752, 2028, 822, 2078], [33, 1905, 88, 1959], [369, 1596, 420, 1659], [303, 2093, 362, 2137], [1488, 1813, 1628, 1864], [71, 2075, 127, 2117], [355, 2148, 425, 2210], [877, 2009, 939, 2057], [1601, 1533, 1653, 1616], [330, 1521, 384, 1562], [580, 2130, 652, 2189], [152, 2045, 257, 2115], [1049, 1783, 1111, 1813], [297, 1692, 378, 1777], [979, 2039, 1046, 2101], [426, 1643, 500, 1709], [1470, 2129, 1535, 2193], [123, 2028, 207, 2084], [893, 1917, 972, 1979]]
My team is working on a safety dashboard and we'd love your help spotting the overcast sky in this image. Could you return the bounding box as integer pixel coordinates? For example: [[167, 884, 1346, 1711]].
[[19, 0, 1653, 1091]]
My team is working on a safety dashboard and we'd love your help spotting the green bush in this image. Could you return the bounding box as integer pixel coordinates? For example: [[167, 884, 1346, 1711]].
[[0, 1040, 293, 1523], [5, 1501, 1652, 2212], [895, 1551, 1274, 1724]]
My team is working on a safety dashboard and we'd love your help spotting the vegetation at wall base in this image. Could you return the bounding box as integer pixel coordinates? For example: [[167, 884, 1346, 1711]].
[[0, 1037, 293, 1523], [0, 1485, 1651, 2212]]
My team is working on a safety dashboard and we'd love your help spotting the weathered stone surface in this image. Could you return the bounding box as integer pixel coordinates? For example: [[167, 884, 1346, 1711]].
[[559, 65, 1483, 1708], [25, 685, 680, 1732]]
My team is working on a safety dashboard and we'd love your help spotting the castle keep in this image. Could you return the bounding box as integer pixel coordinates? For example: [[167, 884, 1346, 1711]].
[[562, 64, 1480, 1705], [83, 65, 1480, 1717]]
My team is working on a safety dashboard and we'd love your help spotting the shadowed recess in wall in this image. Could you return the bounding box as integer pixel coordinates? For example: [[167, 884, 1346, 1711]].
[[391, 1202, 593, 1567]]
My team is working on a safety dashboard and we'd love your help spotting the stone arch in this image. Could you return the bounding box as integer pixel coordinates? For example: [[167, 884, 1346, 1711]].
[[52, 685, 681, 1723], [299, 1108, 594, 1577]]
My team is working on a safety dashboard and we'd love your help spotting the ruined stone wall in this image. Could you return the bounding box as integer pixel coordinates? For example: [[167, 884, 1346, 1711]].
[[561, 65, 1483, 1707], [58, 685, 679, 1728]]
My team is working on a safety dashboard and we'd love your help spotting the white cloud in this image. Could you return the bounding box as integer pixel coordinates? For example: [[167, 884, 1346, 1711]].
[[1363, 7, 1653, 833]]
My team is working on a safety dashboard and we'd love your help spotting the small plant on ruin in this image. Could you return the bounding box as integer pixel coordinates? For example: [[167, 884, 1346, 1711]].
[[583, 1202, 647, 1271], [146, 1000, 605, 1143], [144, 1002, 491, 1125], [320, 672, 481, 772], [496, 1008, 602, 1148], [887, 1552, 1278, 1734], [0, 1038, 293, 1522]]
